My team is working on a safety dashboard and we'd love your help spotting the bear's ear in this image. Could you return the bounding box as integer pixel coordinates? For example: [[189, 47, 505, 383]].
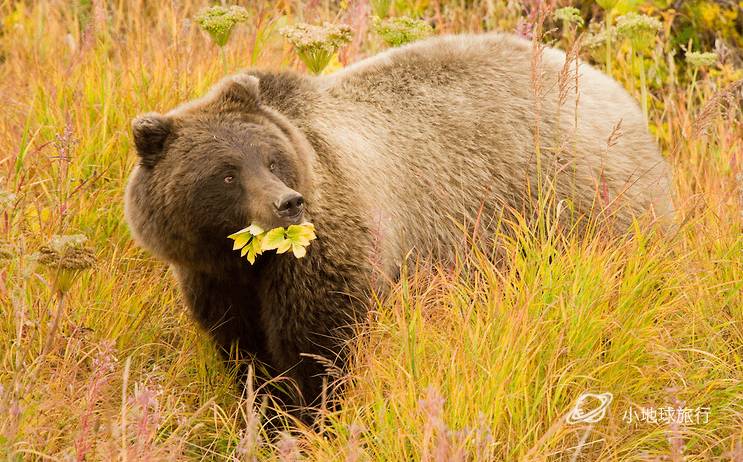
[[218, 74, 261, 110], [132, 113, 172, 167]]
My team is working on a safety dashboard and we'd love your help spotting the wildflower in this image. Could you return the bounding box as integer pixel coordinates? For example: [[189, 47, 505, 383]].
[[235, 413, 262, 459], [472, 412, 495, 460], [134, 384, 158, 410], [616, 12, 661, 52], [195, 5, 250, 47], [91, 340, 118, 375], [281, 22, 352, 74], [514, 17, 533, 40], [419, 385, 445, 420], [419, 386, 460, 461], [345, 423, 366, 462], [372, 16, 433, 47], [276, 431, 300, 461], [37, 233, 95, 293], [685, 51, 718, 68], [554, 7, 584, 27]]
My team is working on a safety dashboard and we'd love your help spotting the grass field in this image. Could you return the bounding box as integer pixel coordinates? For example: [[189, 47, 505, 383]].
[[0, 0, 741, 460]]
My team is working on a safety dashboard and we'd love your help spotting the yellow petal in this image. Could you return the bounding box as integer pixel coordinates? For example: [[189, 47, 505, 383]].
[[292, 243, 307, 258]]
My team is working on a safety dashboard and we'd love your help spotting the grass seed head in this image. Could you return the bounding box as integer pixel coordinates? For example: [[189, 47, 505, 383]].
[[37, 234, 95, 292], [0, 242, 14, 262]]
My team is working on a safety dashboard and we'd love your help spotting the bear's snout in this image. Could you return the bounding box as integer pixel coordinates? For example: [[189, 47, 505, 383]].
[[273, 191, 305, 224]]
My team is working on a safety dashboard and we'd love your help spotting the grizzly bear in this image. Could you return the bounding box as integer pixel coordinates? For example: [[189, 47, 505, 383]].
[[125, 33, 674, 418]]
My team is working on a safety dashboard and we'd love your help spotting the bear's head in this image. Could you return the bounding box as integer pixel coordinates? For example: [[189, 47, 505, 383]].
[[124, 74, 316, 269]]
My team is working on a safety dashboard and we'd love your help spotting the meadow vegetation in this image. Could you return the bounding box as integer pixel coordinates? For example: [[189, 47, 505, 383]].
[[0, 0, 741, 460]]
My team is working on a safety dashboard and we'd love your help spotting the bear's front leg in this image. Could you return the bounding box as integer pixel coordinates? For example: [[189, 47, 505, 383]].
[[259, 274, 366, 422], [262, 315, 351, 423], [174, 266, 272, 368]]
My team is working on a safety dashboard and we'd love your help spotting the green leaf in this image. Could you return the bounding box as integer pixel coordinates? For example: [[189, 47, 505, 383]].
[[286, 223, 317, 246], [261, 228, 288, 251], [275, 239, 292, 254], [250, 238, 263, 259], [230, 232, 251, 250], [228, 225, 251, 237]]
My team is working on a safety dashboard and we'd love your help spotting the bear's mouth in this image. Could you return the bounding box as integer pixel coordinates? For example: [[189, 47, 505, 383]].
[[273, 208, 304, 226], [286, 210, 304, 223]]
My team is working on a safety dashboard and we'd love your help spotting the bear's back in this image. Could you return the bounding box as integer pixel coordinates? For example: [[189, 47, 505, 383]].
[[305, 33, 673, 264]]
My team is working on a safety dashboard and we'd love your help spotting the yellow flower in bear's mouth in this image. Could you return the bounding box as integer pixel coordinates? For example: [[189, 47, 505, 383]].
[[228, 222, 317, 264]]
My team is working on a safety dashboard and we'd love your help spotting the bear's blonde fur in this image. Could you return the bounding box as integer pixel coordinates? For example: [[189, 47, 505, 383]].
[[308, 33, 673, 270]]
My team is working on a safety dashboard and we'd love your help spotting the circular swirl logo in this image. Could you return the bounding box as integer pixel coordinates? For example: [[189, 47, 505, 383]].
[[566, 392, 614, 424]]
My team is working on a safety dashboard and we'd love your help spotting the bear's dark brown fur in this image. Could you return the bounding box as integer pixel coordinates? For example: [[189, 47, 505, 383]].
[[125, 33, 674, 417]]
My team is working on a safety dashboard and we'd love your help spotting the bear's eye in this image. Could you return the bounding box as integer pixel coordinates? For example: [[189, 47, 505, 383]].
[[269, 162, 276, 172], [224, 175, 234, 184]]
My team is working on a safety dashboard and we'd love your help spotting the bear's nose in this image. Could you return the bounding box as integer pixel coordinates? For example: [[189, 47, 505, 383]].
[[274, 192, 304, 217]]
